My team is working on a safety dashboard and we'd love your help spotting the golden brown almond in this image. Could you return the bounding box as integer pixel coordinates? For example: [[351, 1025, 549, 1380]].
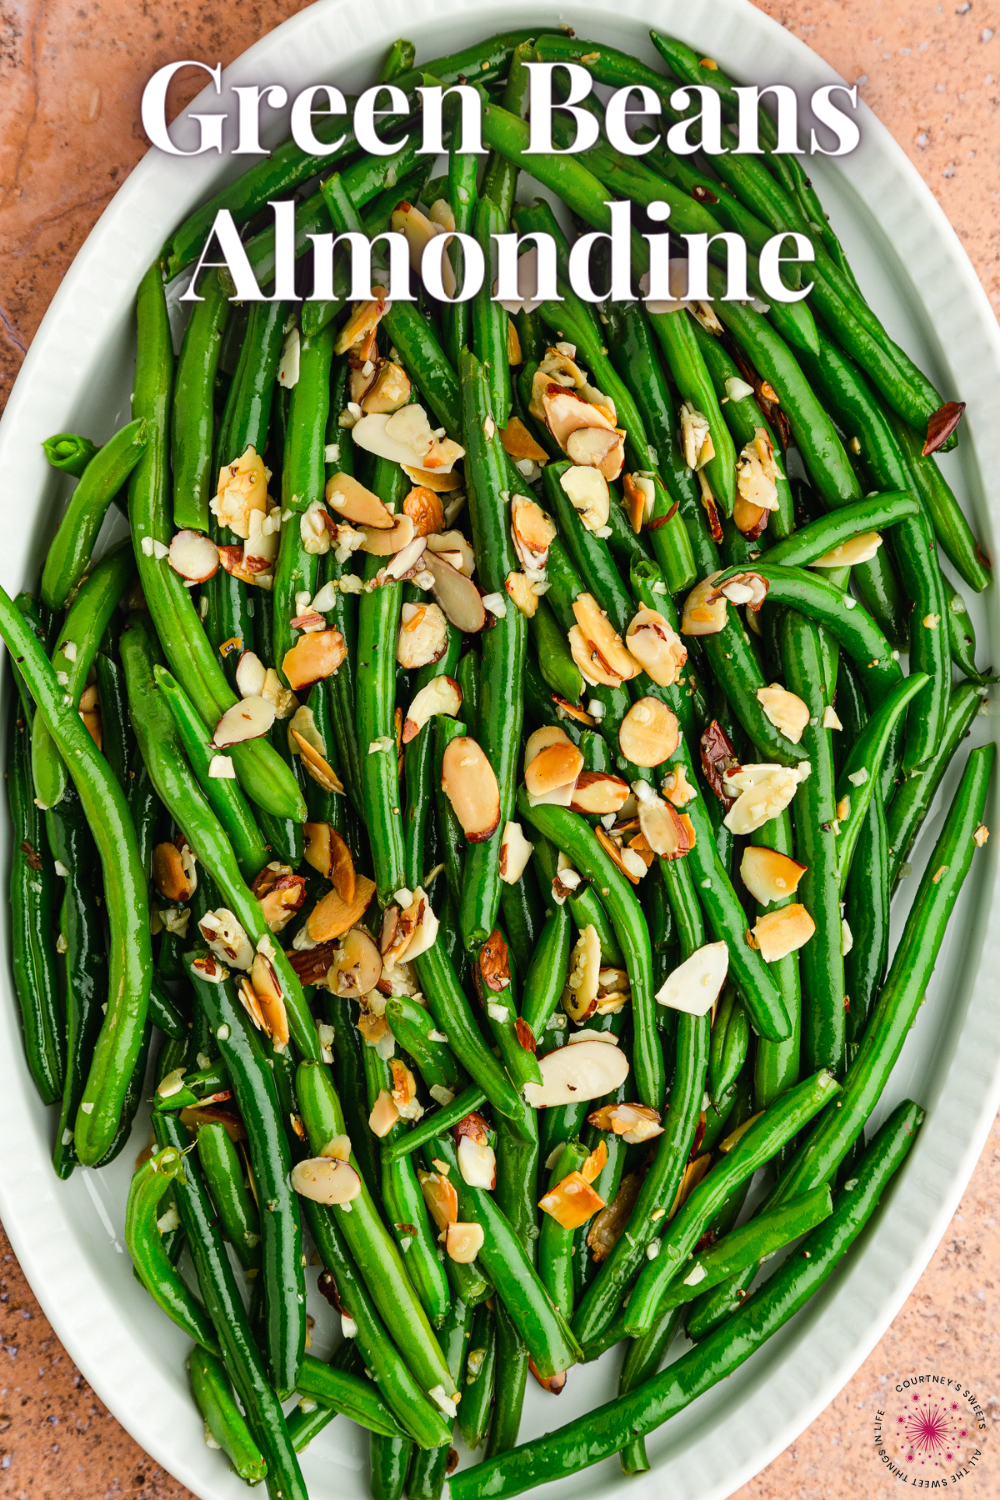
[[290, 728, 346, 795], [152, 840, 196, 904], [441, 737, 501, 842], [402, 485, 445, 537], [328, 927, 382, 999], [282, 629, 347, 693], [418, 1170, 459, 1231], [524, 741, 584, 797], [538, 1171, 607, 1231], [307, 873, 377, 943], [625, 608, 688, 687], [397, 601, 449, 670], [618, 699, 680, 768], [570, 771, 630, 816], [740, 845, 807, 906], [361, 360, 411, 415], [572, 593, 641, 681], [756, 684, 810, 744], [681, 572, 727, 636], [500, 416, 549, 464], [751, 902, 816, 962], [504, 570, 540, 618], [444, 1222, 485, 1263]]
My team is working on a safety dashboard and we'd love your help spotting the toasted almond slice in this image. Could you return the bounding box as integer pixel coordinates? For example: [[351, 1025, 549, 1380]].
[[334, 291, 387, 356], [736, 431, 779, 513], [361, 360, 411, 415], [625, 609, 688, 687], [169, 529, 219, 582], [740, 846, 807, 907], [441, 737, 501, 842], [402, 675, 462, 744], [595, 825, 643, 885], [669, 1152, 711, 1216], [403, 486, 445, 537], [426, 530, 475, 577], [249, 953, 289, 1048], [152, 840, 197, 903], [393, 201, 457, 298], [524, 726, 573, 769], [282, 630, 347, 693], [213, 447, 268, 539], [813, 532, 883, 568], [444, 1221, 485, 1263], [655, 941, 729, 1015], [234, 650, 267, 699], [525, 741, 584, 797], [565, 425, 625, 481], [724, 763, 807, 836], [423, 551, 486, 633], [573, 594, 640, 681], [568, 625, 620, 688], [326, 471, 394, 529], [328, 927, 383, 999], [619, 699, 680, 768], [401, 463, 464, 493], [543, 385, 616, 449], [756, 684, 810, 744], [356, 406, 465, 475], [681, 572, 727, 636], [523, 1038, 630, 1108], [587, 1102, 663, 1145], [291, 1156, 362, 1204], [390, 1058, 422, 1121], [733, 493, 770, 540], [303, 822, 351, 890], [636, 791, 693, 859], [581, 1140, 608, 1184], [402, 889, 439, 964], [500, 416, 549, 464], [559, 465, 610, 533], [359, 513, 417, 558], [457, 1135, 497, 1189], [623, 472, 652, 532], [200, 908, 254, 970], [211, 696, 276, 748], [538, 1171, 607, 1231], [357, 1007, 391, 1048], [505, 570, 539, 618], [307, 873, 377, 943], [397, 601, 449, 669], [752, 903, 816, 962], [511, 493, 556, 571], [380, 535, 427, 582], [570, 771, 630, 816], [290, 728, 345, 795], [564, 924, 601, 1022], [706, 571, 769, 612], [418, 1170, 459, 1231], [499, 821, 534, 885], [662, 765, 698, 808]]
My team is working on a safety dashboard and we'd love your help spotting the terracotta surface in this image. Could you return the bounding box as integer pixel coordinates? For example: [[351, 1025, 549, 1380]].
[[0, 0, 998, 1495]]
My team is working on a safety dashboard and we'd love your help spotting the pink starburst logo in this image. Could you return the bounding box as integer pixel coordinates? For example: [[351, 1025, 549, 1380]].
[[902, 1396, 960, 1463]]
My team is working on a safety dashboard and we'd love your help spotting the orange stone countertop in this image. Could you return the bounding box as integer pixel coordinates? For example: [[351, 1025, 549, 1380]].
[[0, 0, 998, 1495]]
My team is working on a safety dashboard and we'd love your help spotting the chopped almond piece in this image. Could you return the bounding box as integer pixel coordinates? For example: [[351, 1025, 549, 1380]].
[[500, 416, 549, 464], [152, 840, 197, 904], [740, 845, 806, 906], [625, 609, 687, 687], [418, 1170, 459, 1231], [588, 1102, 663, 1145], [581, 1140, 608, 1183], [505, 570, 540, 618], [538, 1171, 606, 1231], [757, 684, 810, 744], [681, 572, 727, 636], [570, 771, 630, 816], [444, 1222, 485, 1263], [752, 903, 816, 962], [619, 699, 680, 768], [307, 873, 377, 943], [290, 729, 345, 795], [525, 741, 583, 798], [282, 629, 347, 692], [441, 737, 501, 842]]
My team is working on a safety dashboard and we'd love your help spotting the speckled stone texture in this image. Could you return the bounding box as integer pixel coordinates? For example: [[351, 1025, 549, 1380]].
[[0, 0, 998, 1495]]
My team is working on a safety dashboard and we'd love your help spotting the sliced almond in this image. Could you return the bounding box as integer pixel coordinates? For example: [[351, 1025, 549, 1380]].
[[403, 486, 445, 537], [453, 1112, 491, 1146], [619, 699, 680, 768], [235, 650, 267, 699], [524, 725, 573, 768], [661, 764, 697, 808], [426, 531, 475, 578], [681, 572, 727, 636], [457, 1135, 497, 1190], [361, 360, 411, 415], [307, 873, 377, 943], [441, 737, 500, 842], [397, 601, 449, 670], [565, 425, 625, 480], [525, 741, 584, 798], [249, 953, 289, 1048], [505, 570, 539, 618], [500, 416, 549, 464], [401, 463, 464, 494], [568, 625, 621, 689], [326, 471, 394, 529], [359, 513, 416, 558], [418, 1170, 459, 1231], [402, 675, 462, 744], [680, 404, 713, 470], [736, 429, 779, 513], [570, 771, 630, 816], [252, 864, 308, 932], [499, 821, 534, 885], [733, 494, 770, 541], [655, 941, 729, 1015], [334, 291, 387, 356], [559, 464, 611, 533], [538, 1171, 607, 1231], [636, 790, 693, 859], [623, 472, 653, 533], [752, 903, 816, 962], [757, 684, 810, 743], [543, 384, 615, 447], [564, 924, 601, 1022], [706, 571, 769, 612], [724, 763, 808, 836], [587, 1102, 663, 1145], [328, 927, 383, 999], [152, 840, 197, 904], [393, 201, 457, 299], [199, 908, 254, 970], [444, 1222, 485, 1263], [401, 890, 439, 964], [625, 609, 688, 687], [572, 594, 641, 681], [523, 1039, 630, 1108], [353, 407, 464, 476], [740, 846, 807, 907], [211, 696, 276, 748], [390, 1057, 422, 1121], [212, 447, 268, 539], [169, 529, 219, 583], [581, 1140, 608, 1184], [291, 1156, 362, 1205], [290, 728, 345, 795], [423, 551, 486, 633], [282, 630, 347, 693], [813, 532, 882, 568], [511, 493, 556, 571], [670, 1152, 711, 1216], [478, 928, 511, 995]]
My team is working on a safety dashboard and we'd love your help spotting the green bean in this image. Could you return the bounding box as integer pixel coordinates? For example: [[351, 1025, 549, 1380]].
[[518, 904, 572, 1037], [32, 540, 136, 809], [499, 863, 545, 981], [296, 1061, 458, 1401], [41, 420, 147, 610], [764, 492, 921, 568], [486, 1300, 529, 1457], [708, 987, 749, 1104], [844, 795, 890, 1057], [125, 1146, 219, 1351], [42, 431, 99, 476], [370, 1435, 414, 1500], [459, 1303, 497, 1450], [186, 958, 305, 1396], [153, 1111, 308, 1500], [386, 996, 466, 1098], [429, 1133, 580, 1380], [885, 682, 985, 888], [888, 414, 990, 591], [323, 997, 383, 1205], [296, 1354, 407, 1438], [450, 1097, 921, 1499], [381, 1085, 490, 1166], [172, 269, 229, 532], [407, 1297, 472, 1499], [529, 597, 584, 705], [197, 1120, 262, 1274], [188, 1346, 267, 1484], [516, 794, 663, 1110], [433, 716, 467, 911], [154, 666, 269, 882]]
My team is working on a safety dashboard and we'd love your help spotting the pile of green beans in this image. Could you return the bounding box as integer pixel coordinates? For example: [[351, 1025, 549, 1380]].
[[4, 24, 993, 1500]]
